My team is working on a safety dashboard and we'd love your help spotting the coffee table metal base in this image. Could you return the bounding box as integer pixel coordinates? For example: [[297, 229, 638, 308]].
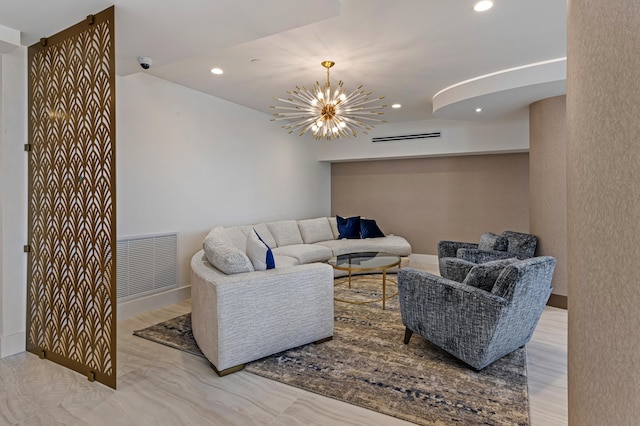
[[333, 272, 398, 310], [328, 252, 402, 310]]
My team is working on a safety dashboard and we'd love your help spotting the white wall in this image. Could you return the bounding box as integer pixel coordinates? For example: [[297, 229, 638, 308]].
[[314, 115, 529, 162], [116, 73, 331, 302], [0, 47, 27, 357]]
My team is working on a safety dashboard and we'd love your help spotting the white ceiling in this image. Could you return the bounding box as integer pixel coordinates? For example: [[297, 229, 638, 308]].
[[0, 0, 566, 123]]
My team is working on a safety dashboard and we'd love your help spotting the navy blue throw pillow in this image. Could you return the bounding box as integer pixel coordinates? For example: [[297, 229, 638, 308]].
[[360, 218, 385, 239], [336, 215, 361, 239], [256, 232, 276, 269]]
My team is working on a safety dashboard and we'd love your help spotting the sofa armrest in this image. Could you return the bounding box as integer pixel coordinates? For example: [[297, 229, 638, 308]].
[[437, 240, 478, 259], [457, 248, 513, 264], [191, 252, 334, 371]]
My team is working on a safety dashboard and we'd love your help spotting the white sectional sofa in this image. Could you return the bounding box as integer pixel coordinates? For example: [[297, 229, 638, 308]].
[[191, 216, 412, 375]]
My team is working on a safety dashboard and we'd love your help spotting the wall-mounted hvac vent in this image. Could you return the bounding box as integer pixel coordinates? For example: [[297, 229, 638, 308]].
[[372, 132, 442, 143], [117, 232, 178, 301]]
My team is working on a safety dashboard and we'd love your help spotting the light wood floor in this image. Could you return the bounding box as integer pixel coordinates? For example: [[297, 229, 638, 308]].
[[0, 263, 567, 425]]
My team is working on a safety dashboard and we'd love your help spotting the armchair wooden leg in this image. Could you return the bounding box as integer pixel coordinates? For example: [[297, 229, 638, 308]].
[[403, 327, 413, 344]]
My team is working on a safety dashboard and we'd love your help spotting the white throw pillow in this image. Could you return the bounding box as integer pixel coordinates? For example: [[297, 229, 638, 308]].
[[203, 227, 254, 274], [251, 223, 277, 248], [246, 229, 276, 271]]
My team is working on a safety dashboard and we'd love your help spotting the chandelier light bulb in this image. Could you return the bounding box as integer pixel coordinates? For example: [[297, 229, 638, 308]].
[[270, 61, 387, 140], [474, 0, 494, 12]]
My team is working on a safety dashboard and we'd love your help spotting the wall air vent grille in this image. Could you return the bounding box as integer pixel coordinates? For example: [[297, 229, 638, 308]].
[[372, 132, 442, 143], [116, 233, 178, 301]]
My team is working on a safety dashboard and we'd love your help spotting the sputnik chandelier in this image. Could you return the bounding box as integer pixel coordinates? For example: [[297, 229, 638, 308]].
[[271, 61, 387, 140]]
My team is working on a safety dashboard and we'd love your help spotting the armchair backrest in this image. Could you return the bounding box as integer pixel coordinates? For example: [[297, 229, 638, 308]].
[[491, 256, 555, 303], [501, 231, 538, 259]]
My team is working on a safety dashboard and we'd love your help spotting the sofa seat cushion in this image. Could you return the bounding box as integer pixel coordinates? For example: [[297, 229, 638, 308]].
[[297, 217, 334, 244], [203, 226, 254, 274], [273, 254, 300, 268], [315, 235, 411, 257], [272, 244, 333, 264], [267, 220, 304, 247]]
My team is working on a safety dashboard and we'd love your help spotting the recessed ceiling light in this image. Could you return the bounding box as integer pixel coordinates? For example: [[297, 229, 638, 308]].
[[475, 108, 483, 113], [211, 67, 224, 75], [474, 0, 494, 12], [392, 104, 402, 109]]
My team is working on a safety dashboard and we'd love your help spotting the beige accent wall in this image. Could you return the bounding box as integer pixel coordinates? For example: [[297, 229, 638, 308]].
[[567, 0, 640, 423], [331, 154, 529, 255], [530, 96, 568, 297]]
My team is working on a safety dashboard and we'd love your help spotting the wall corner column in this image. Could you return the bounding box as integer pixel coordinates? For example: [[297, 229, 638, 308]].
[[567, 0, 640, 423], [529, 95, 568, 306]]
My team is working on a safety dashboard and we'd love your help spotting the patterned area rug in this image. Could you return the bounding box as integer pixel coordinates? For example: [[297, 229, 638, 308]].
[[134, 275, 530, 425]]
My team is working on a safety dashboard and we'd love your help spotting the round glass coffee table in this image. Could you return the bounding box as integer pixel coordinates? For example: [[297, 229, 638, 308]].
[[328, 252, 401, 310]]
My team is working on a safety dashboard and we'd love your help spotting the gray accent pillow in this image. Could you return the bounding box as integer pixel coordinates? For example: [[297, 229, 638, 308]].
[[478, 232, 508, 251], [203, 226, 254, 275], [462, 258, 519, 292]]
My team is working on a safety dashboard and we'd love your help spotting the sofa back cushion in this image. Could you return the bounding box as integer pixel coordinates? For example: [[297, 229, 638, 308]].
[[203, 226, 254, 275], [328, 217, 340, 239], [266, 220, 304, 247], [298, 217, 334, 244]]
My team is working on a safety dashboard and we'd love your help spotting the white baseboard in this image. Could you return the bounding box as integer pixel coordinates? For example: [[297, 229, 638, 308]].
[[409, 253, 438, 265], [118, 285, 191, 321], [0, 330, 26, 358]]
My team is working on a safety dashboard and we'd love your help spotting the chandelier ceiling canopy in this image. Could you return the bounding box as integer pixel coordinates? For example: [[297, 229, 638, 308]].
[[271, 61, 387, 140]]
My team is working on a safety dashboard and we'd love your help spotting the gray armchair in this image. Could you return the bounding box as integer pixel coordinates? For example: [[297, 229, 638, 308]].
[[438, 231, 538, 282], [398, 256, 555, 370]]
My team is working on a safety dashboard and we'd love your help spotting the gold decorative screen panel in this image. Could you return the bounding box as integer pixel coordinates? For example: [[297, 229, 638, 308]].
[[26, 6, 116, 389]]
